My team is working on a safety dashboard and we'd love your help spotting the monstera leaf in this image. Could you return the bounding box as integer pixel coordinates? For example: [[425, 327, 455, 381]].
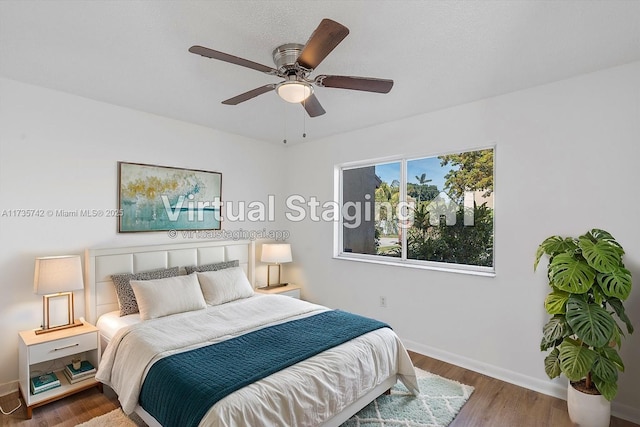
[[598, 346, 624, 372], [593, 375, 618, 401], [608, 298, 634, 334], [544, 347, 561, 379], [534, 236, 578, 271], [584, 229, 624, 252], [544, 289, 570, 314], [548, 253, 595, 294], [566, 296, 615, 348], [592, 351, 619, 383], [559, 338, 597, 381], [541, 315, 570, 351], [596, 268, 632, 300], [579, 236, 623, 274]]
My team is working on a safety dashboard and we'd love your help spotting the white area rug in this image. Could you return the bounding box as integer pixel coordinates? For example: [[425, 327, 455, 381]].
[[76, 368, 473, 427], [342, 367, 474, 426], [75, 408, 143, 427]]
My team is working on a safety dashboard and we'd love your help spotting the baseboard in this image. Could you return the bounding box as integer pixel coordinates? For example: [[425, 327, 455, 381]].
[[612, 401, 640, 426], [402, 338, 640, 425], [0, 380, 18, 398]]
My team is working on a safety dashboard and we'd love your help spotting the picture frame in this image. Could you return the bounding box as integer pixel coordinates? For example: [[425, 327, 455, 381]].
[[118, 162, 222, 233]]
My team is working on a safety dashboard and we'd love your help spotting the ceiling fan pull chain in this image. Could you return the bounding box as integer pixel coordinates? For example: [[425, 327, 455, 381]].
[[282, 102, 288, 144], [302, 99, 307, 138]]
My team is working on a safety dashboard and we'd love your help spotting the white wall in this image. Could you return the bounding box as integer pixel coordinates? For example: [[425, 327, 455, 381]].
[[284, 61, 640, 422], [0, 78, 288, 392], [2, 62, 638, 421]]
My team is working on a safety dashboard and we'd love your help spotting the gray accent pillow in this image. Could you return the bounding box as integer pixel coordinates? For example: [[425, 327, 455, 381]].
[[111, 267, 180, 316], [184, 260, 239, 275]]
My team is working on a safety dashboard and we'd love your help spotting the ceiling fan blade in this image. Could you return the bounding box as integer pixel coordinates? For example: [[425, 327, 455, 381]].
[[189, 45, 278, 75], [302, 93, 326, 117], [297, 19, 349, 70], [222, 84, 276, 105], [315, 75, 394, 93]]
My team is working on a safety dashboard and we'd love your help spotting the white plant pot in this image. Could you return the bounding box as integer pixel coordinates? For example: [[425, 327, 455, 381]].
[[567, 382, 611, 427]]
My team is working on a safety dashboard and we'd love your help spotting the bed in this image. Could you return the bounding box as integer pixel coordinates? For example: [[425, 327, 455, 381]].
[[85, 240, 418, 427]]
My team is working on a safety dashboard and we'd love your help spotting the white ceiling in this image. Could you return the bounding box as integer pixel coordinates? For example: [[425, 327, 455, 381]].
[[1, 1, 639, 145]]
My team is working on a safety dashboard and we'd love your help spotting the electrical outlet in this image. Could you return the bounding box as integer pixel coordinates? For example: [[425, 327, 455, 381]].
[[379, 296, 387, 308]]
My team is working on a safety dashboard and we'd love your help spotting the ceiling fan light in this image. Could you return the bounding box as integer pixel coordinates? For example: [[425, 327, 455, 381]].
[[276, 81, 313, 103]]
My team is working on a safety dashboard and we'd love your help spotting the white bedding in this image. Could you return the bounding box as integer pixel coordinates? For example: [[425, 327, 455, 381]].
[[97, 294, 418, 426], [96, 310, 141, 343]]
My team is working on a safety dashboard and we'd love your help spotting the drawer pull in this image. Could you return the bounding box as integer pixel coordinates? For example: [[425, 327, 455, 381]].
[[53, 343, 79, 351]]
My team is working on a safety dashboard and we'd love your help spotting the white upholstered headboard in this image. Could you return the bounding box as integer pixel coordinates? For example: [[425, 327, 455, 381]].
[[84, 240, 255, 325]]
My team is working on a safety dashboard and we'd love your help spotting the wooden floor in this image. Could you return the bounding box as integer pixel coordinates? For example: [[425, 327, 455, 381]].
[[1, 351, 637, 426], [409, 351, 637, 427]]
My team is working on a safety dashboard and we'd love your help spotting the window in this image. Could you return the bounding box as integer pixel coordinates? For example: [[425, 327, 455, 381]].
[[337, 147, 494, 275]]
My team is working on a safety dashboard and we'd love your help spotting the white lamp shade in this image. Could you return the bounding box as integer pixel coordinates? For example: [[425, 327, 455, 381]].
[[261, 244, 292, 264], [34, 255, 84, 295]]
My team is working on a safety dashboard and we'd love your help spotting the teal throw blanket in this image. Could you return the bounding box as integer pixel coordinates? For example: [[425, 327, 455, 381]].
[[139, 310, 389, 427]]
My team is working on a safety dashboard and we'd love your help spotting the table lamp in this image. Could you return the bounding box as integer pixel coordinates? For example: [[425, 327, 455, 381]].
[[260, 243, 292, 288], [33, 255, 84, 334]]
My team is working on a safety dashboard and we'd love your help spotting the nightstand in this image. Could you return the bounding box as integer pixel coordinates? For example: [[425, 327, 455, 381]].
[[255, 283, 302, 299], [18, 321, 101, 418]]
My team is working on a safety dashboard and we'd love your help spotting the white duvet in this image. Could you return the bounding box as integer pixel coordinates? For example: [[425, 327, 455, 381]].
[[97, 294, 418, 426]]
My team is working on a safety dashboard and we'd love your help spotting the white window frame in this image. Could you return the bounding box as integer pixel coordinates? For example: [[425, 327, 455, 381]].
[[333, 147, 496, 277]]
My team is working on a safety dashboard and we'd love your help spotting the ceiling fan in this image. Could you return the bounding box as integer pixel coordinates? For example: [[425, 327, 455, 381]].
[[189, 18, 393, 118]]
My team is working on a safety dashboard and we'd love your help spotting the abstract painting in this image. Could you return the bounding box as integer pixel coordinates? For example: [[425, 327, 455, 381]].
[[118, 162, 222, 232]]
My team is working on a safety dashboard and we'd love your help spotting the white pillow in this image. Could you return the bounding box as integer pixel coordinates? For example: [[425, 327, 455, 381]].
[[130, 274, 206, 320], [196, 267, 254, 306]]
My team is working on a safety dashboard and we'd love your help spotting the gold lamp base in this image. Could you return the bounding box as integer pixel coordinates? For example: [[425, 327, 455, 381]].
[[35, 319, 83, 335], [266, 264, 285, 288], [264, 282, 289, 289], [35, 292, 82, 335]]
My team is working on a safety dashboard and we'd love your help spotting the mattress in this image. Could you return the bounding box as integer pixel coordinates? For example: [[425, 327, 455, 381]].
[[96, 310, 141, 344], [96, 294, 418, 426]]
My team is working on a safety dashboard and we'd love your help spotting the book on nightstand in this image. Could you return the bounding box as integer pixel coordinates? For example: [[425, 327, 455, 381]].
[[64, 360, 96, 380], [30, 372, 61, 394], [63, 368, 95, 384]]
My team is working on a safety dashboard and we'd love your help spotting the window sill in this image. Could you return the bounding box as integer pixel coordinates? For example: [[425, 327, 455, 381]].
[[333, 253, 496, 277]]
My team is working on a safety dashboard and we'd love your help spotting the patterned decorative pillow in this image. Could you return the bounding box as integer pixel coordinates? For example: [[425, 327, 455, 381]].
[[184, 260, 239, 275], [111, 267, 180, 316]]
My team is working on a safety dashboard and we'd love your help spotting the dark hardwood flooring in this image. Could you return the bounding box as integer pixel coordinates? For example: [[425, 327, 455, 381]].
[[0, 351, 637, 426]]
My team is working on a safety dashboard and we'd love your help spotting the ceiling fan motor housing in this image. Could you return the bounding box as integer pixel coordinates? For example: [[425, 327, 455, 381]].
[[273, 43, 306, 74]]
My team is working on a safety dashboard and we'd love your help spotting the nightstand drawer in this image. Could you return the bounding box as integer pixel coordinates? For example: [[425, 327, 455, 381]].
[[29, 332, 97, 364]]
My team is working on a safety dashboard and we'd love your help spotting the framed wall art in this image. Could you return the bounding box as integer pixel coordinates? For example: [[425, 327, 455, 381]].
[[118, 162, 222, 232]]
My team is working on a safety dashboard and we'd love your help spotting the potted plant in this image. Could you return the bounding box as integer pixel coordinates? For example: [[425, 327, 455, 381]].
[[534, 229, 633, 427]]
